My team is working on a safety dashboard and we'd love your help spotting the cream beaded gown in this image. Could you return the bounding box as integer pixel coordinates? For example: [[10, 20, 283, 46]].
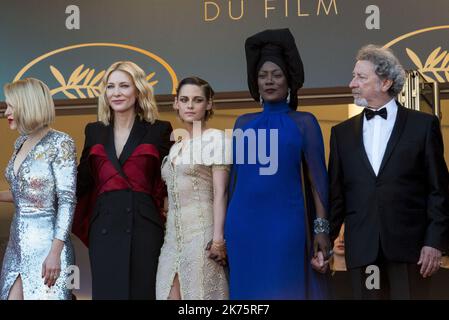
[[156, 129, 230, 300], [0, 130, 77, 300]]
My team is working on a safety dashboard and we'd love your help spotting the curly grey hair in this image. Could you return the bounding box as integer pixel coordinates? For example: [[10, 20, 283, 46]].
[[356, 44, 406, 97]]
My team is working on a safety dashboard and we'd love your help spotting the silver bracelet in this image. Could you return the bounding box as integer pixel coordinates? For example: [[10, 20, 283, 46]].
[[313, 217, 330, 235]]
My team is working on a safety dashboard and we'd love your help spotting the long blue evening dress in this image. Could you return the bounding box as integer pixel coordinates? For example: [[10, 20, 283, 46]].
[[225, 101, 329, 299]]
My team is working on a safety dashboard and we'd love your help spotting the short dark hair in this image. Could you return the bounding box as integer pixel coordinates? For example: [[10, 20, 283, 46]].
[[176, 76, 215, 121]]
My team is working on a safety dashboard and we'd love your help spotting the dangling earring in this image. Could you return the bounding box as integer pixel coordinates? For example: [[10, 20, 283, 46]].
[[259, 95, 264, 105], [286, 88, 291, 104]]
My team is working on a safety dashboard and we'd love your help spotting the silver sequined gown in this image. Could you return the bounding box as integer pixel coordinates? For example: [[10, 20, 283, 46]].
[[0, 130, 77, 300]]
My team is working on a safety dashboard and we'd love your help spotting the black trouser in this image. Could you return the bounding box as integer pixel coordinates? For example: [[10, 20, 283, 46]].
[[349, 249, 430, 300]]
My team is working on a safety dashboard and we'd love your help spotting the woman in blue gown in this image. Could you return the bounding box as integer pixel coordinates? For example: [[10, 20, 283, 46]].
[[225, 28, 331, 299]]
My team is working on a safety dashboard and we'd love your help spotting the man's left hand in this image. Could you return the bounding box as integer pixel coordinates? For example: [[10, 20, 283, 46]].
[[417, 246, 442, 278]]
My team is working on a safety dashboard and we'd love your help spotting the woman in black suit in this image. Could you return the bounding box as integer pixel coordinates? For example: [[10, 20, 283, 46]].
[[73, 61, 173, 299]]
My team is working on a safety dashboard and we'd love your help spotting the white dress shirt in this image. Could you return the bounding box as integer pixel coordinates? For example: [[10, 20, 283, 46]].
[[363, 99, 398, 176]]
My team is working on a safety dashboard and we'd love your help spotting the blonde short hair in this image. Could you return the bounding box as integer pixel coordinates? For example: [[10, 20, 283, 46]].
[[4, 78, 55, 135], [98, 61, 159, 125]]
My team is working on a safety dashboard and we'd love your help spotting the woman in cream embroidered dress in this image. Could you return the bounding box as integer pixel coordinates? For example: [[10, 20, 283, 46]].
[[156, 77, 230, 300]]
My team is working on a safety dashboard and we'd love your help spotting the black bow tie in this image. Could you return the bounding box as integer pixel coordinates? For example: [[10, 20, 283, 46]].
[[365, 108, 387, 120]]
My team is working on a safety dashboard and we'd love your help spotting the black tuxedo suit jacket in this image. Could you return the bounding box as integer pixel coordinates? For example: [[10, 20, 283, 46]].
[[329, 104, 449, 269], [73, 117, 173, 299]]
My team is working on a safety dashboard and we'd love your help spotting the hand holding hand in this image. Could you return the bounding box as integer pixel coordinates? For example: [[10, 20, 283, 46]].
[[206, 240, 227, 267], [311, 251, 329, 273], [314, 232, 331, 260], [417, 246, 441, 278]]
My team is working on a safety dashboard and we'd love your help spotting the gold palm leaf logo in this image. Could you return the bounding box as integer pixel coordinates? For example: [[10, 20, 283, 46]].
[[146, 72, 158, 87], [406, 47, 449, 82], [49, 64, 159, 99], [14, 43, 178, 97]]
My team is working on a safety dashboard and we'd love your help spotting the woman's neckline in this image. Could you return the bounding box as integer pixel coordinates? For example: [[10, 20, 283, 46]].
[[262, 100, 291, 114]]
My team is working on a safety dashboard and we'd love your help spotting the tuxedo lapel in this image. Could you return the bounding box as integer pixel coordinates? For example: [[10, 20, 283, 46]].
[[119, 117, 147, 165], [354, 112, 376, 178], [377, 104, 408, 176]]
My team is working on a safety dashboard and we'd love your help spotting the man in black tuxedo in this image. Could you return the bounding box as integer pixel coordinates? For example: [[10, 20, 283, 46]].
[[329, 45, 449, 299]]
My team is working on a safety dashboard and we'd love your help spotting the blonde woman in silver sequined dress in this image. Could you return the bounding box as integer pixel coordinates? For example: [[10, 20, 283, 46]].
[[0, 78, 76, 300], [156, 77, 230, 300]]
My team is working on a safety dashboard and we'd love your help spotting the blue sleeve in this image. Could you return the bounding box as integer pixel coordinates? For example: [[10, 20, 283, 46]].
[[290, 112, 329, 214]]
